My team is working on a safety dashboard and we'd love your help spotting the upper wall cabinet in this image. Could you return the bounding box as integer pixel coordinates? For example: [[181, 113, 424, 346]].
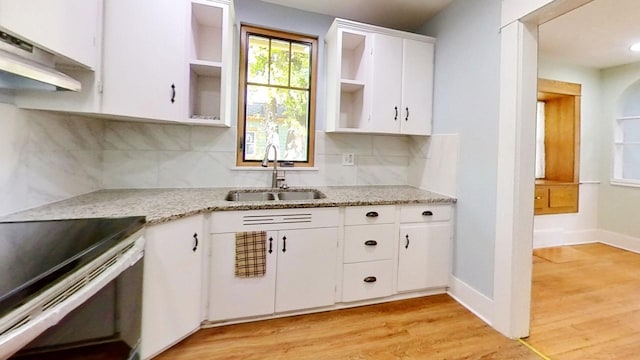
[[0, 0, 101, 69], [325, 18, 435, 135], [15, 0, 235, 127], [101, 0, 234, 126]]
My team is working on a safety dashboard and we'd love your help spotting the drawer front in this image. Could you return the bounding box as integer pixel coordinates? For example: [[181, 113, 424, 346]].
[[549, 185, 578, 209], [344, 224, 395, 263], [344, 205, 396, 225], [399, 204, 451, 223], [342, 260, 393, 302], [534, 187, 549, 210]]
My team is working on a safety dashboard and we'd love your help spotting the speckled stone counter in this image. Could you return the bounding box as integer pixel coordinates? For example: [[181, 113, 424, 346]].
[[1, 186, 456, 225]]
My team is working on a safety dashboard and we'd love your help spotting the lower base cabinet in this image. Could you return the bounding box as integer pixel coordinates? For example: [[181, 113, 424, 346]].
[[397, 222, 451, 292], [208, 208, 339, 322], [397, 205, 452, 292], [140, 214, 204, 360]]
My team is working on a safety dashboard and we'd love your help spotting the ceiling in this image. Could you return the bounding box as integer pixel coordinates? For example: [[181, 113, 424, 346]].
[[260, 0, 640, 70], [260, 0, 454, 32], [539, 0, 640, 69]]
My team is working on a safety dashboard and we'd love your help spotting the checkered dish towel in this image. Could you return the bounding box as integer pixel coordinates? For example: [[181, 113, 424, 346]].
[[235, 231, 267, 277]]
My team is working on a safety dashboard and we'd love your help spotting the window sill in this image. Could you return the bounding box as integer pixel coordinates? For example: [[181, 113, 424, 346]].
[[610, 179, 640, 188], [231, 166, 319, 172]]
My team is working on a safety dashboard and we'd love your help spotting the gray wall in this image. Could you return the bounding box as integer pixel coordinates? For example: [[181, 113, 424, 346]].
[[419, 0, 502, 297], [599, 62, 640, 237]]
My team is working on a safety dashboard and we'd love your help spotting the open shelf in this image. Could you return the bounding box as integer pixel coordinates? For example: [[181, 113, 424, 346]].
[[339, 86, 366, 130], [190, 1, 223, 63], [188, 0, 226, 124], [340, 31, 367, 82]]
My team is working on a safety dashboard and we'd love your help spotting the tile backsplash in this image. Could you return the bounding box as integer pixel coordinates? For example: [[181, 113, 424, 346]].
[[1, 104, 461, 216]]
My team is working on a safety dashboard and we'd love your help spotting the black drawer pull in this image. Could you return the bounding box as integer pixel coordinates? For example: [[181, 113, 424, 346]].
[[363, 276, 377, 283], [364, 240, 378, 246], [192, 233, 198, 252], [405, 234, 410, 249], [365, 211, 379, 218], [422, 210, 433, 216], [268, 237, 273, 254]]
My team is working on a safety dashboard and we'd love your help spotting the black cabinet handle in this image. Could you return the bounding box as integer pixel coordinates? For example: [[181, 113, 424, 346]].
[[363, 276, 377, 283], [405, 234, 410, 249], [364, 240, 378, 246], [405, 107, 409, 121], [268, 237, 273, 254], [422, 210, 433, 216], [171, 83, 176, 103], [192, 233, 198, 252], [282, 236, 287, 253], [394, 106, 398, 120], [365, 211, 379, 218]]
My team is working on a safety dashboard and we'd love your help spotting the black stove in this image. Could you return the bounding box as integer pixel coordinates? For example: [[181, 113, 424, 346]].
[[0, 216, 145, 318]]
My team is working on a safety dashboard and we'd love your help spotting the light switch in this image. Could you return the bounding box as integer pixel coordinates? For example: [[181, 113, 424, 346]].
[[342, 153, 355, 166]]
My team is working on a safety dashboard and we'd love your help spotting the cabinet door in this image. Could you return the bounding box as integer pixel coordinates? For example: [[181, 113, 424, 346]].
[[101, 0, 186, 121], [400, 39, 434, 135], [208, 231, 277, 321], [0, 0, 100, 68], [397, 223, 451, 292], [275, 228, 338, 313], [141, 214, 204, 359], [370, 33, 403, 134]]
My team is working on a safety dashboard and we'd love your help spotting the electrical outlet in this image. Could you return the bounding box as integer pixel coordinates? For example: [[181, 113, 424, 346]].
[[342, 153, 355, 166]]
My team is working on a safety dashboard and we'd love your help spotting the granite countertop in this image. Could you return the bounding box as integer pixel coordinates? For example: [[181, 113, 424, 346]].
[[1, 186, 456, 225]]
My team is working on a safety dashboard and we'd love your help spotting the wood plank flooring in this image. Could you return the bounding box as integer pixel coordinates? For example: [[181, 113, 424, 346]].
[[156, 295, 537, 359], [156, 242, 640, 359], [529, 243, 640, 359]]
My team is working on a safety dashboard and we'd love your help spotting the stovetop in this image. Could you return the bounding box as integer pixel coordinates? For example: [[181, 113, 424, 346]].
[[0, 216, 145, 317]]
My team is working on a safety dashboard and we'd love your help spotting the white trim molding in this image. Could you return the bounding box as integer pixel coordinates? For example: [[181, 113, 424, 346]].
[[448, 275, 495, 326], [598, 230, 640, 254]]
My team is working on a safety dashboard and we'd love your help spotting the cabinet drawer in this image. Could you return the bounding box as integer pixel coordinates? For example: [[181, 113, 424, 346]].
[[344, 225, 395, 263], [342, 260, 393, 302], [344, 205, 395, 225], [399, 204, 451, 223]]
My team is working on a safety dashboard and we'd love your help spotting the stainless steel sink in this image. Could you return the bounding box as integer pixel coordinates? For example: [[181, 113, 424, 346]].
[[225, 191, 277, 201], [224, 189, 325, 201], [276, 190, 325, 200]]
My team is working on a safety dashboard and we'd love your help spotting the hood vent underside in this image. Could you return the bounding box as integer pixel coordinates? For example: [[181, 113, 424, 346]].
[[0, 31, 81, 92]]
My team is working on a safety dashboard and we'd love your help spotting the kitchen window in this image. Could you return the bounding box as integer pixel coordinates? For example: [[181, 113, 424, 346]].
[[237, 25, 317, 167]]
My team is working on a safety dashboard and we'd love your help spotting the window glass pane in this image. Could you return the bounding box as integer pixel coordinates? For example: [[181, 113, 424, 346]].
[[623, 119, 640, 143], [244, 85, 309, 162], [269, 39, 290, 87], [247, 36, 269, 84], [290, 42, 310, 89], [623, 144, 640, 180]]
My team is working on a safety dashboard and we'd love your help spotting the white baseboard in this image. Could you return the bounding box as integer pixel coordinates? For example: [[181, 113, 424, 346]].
[[533, 228, 599, 249], [597, 229, 640, 254], [447, 275, 494, 326]]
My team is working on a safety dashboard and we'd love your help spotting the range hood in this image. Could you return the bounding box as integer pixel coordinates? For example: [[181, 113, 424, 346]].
[[0, 30, 81, 92]]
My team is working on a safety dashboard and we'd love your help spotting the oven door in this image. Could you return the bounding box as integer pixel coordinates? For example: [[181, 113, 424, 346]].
[[0, 231, 144, 360]]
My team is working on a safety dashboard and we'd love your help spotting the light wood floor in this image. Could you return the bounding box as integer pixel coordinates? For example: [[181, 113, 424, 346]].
[[156, 242, 640, 359], [156, 295, 537, 359], [528, 243, 640, 359]]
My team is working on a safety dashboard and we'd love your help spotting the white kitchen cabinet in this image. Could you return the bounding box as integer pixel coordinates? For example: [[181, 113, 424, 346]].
[[102, 0, 234, 125], [208, 208, 338, 321], [15, 0, 234, 127], [325, 18, 435, 135], [0, 0, 101, 68], [397, 205, 452, 292], [341, 206, 396, 302], [101, 0, 187, 122], [141, 214, 205, 360]]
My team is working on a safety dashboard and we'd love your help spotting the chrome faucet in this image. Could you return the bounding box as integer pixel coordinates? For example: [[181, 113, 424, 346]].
[[261, 143, 286, 188]]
